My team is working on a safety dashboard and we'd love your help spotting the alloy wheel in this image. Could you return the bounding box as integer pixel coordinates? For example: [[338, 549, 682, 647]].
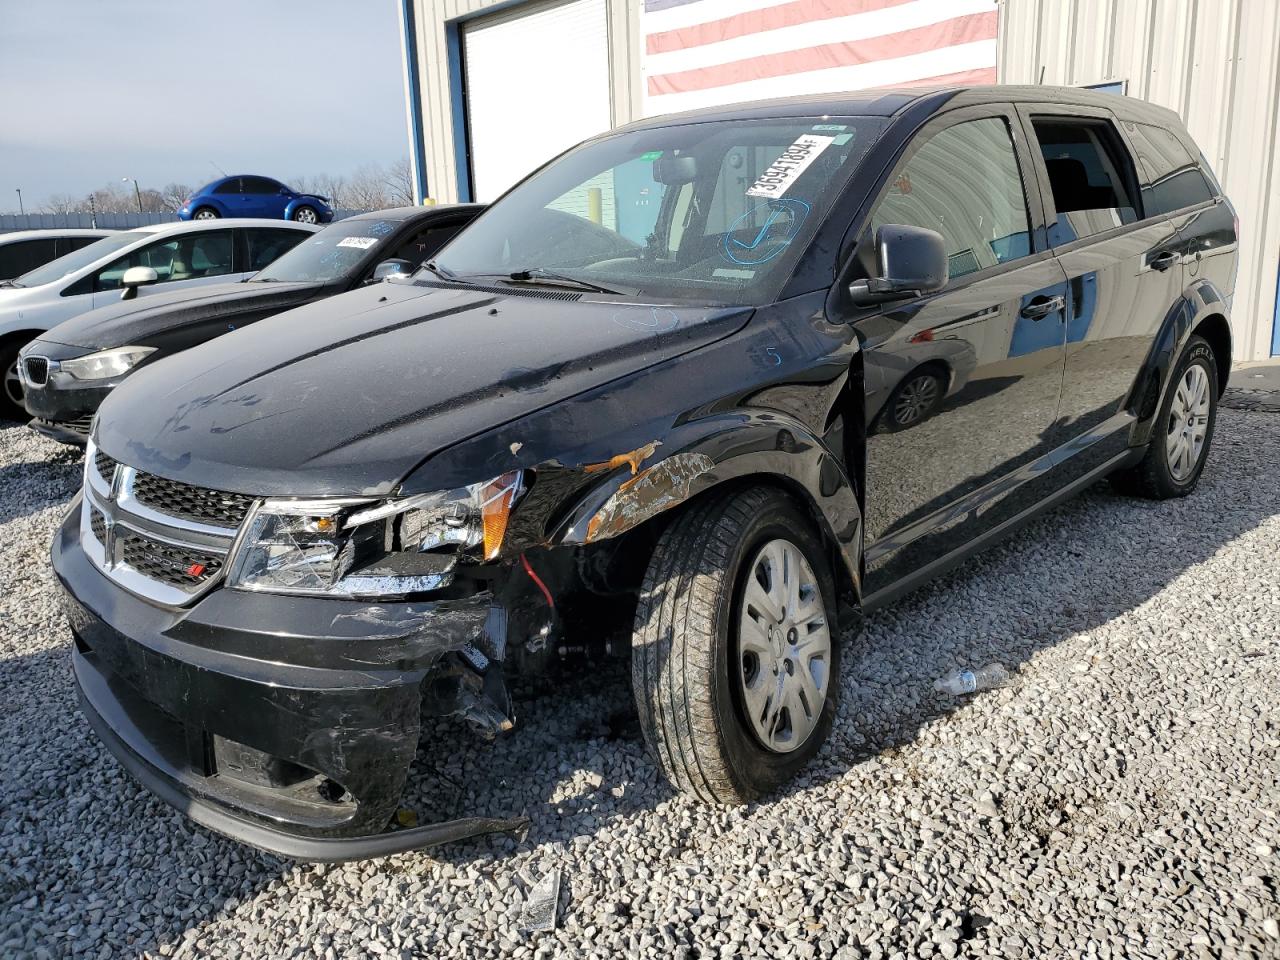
[[295, 207, 319, 224], [1166, 362, 1211, 482], [893, 373, 941, 426], [736, 538, 832, 753], [194, 210, 218, 220], [3, 358, 22, 407]]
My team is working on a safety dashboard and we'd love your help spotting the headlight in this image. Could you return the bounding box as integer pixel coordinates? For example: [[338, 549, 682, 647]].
[[226, 472, 522, 597], [60, 345, 156, 381]]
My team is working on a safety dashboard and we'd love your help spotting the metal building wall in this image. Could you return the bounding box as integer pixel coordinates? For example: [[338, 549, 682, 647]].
[[409, 0, 642, 205], [998, 0, 1280, 360]]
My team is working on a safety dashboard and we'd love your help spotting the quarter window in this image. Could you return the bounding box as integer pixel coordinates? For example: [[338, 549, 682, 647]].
[[1031, 118, 1139, 243], [1126, 123, 1215, 215], [870, 117, 1032, 281]]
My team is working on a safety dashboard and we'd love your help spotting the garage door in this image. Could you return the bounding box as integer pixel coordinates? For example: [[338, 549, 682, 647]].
[[462, 0, 610, 202]]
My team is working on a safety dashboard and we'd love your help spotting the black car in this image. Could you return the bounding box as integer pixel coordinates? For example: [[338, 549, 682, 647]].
[[54, 85, 1237, 860], [20, 205, 482, 443]]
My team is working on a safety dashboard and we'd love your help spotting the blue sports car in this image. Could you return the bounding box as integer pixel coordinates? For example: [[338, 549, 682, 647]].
[[178, 176, 334, 224]]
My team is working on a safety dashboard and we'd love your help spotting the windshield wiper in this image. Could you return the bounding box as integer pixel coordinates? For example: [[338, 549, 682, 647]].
[[421, 260, 469, 283], [0, 280, 21, 288], [505, 268, 624, 295]]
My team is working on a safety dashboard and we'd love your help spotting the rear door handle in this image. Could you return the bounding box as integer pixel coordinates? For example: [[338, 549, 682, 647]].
[[1021, 295, 1065, 319], [1150, 251, 1179, 271]]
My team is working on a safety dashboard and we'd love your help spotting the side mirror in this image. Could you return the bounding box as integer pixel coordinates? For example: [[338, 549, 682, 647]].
[[120, 266, 159, 301], [848, 224, 947, 305], [372, 259, 413, 283]]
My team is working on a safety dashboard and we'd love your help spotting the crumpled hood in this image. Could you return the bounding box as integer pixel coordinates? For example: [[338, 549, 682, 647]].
[[40, 280, 323, 351], [96, 280, 751, 496]]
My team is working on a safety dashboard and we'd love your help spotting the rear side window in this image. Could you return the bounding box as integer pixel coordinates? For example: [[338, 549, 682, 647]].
[[1032, 118, 1139, 243], [1126, 122, 1215, 215], [213, 179, 242, 195], [870, 117, 1032, 281], [0, 238, 57, 280], [243, 177, 282, 195], [56, 236, 101, 257]]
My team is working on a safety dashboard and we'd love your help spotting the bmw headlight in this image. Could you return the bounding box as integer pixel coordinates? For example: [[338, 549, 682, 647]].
[[61, 345, 156, 381], [226, 472, 522, 597]]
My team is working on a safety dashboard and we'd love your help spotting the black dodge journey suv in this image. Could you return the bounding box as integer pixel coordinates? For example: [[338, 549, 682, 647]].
[[54, 85, 1238, 859]]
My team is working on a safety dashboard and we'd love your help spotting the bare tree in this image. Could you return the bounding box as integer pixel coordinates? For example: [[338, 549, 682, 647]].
[[159, 182, 195, 213], [40, 194, 82, 214], [344, 164, 391, 212], [384, 156, 416, 207]]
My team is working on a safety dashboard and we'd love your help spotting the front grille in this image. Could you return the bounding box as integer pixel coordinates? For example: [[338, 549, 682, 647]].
[[131, 472, 253, 527], [90, 508, 106, 544], [118, 531, 223, 587], [94, 449, 117, 482], [23, 357, 49, 385]]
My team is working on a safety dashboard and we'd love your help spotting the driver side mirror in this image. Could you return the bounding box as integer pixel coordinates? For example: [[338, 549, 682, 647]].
[[848, 224, 947, 306], [120, 266, 159, 301], [371, 259, 413, 283]]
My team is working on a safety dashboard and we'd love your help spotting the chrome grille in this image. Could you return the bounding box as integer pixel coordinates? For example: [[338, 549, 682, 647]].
[[82, 438, 250, 606], [23, 356, 49, 385], [131, 472, 252, 528], [118, 531, 223, 587]]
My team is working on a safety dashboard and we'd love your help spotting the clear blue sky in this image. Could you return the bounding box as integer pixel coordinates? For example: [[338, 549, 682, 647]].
[[0, 0, 409, 210]]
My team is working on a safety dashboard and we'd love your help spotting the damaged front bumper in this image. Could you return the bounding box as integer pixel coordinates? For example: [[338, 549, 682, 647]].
[[53, 505, 528, 861]]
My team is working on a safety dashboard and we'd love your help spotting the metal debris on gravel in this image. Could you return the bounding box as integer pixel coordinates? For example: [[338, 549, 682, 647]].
[[1, 408, 1278, 959]]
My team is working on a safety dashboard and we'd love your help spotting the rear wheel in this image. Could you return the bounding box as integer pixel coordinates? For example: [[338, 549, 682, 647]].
[[192, 207, 219, 220], [632, 486, 840, 803], [292, 205, 319, 224], [1110, 334, 1218, 499]]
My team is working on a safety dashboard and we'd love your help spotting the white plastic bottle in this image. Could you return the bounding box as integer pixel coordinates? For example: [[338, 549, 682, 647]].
[[933, 663, 1010, 695]]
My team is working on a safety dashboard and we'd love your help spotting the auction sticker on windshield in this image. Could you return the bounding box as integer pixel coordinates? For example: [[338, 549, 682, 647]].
[[337, 236, 379, 250], [746, 134, 835, 199]]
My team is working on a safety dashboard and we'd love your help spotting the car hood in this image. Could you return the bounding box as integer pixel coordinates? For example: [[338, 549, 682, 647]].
[[96, 280, 752, 496], [37, 280, 325, 352]]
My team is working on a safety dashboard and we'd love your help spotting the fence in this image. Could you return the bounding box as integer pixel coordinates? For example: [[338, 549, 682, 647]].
[[0, 210, 365, 233]]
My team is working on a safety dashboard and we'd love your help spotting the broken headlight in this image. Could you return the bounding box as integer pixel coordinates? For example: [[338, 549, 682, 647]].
[[226, 473, 522, 597]]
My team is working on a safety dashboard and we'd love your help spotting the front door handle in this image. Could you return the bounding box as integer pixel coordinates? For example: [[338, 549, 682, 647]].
[[1021, 295, 1065, 319], [1150, 251, 1179, 271]]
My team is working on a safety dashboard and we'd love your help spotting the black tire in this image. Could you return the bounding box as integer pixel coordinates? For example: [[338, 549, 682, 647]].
[[881, 367, 946, 432], [192, 206, 220, 220], [291, 205, 319, 224], [0, 338, 29, 422], [632, 486, 841, 804], [1110, 334, 1218, 499]]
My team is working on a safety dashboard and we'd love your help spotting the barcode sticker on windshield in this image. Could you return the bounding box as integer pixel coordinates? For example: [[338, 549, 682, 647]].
[[337, 236, 378, 250], [746, 134, 835, 199]]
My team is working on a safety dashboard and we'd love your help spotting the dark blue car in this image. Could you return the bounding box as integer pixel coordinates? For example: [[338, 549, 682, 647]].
[[178, 176, 334, 224]]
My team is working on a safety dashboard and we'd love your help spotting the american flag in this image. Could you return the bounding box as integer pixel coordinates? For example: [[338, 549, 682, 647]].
[[642, 0, 998, 117]]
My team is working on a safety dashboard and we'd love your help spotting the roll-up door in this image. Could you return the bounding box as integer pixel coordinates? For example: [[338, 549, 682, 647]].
[[462, 0, 610, 202]]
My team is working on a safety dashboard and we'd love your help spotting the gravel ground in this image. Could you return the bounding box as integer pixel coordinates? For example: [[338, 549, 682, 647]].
[[1, 409, 1278, 960]]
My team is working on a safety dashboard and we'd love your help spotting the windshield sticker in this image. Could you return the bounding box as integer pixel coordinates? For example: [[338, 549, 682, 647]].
[[833, 133, 854, 146], [337, 236, 379, 250], [638, 150, 663, 162], [746, 135, 835, 199], [812, 124, 848, 132], [713, 268, 755, 279], [722, 198, 811, 266]]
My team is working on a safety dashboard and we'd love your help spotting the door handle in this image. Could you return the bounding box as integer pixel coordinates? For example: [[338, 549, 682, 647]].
[[1150, 251, 1179, 271], [1021, 295, 1065, 319]]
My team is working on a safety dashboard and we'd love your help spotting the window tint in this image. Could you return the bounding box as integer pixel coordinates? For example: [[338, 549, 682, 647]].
[[245, 228, 308, 271], [93, 231, 235, 290], [388, 222, 466, 267], [56, 236, 101, 257], [1127, 122, 1215, 215], [0, 238, 58, 280], [243, 177, 283, 195], [1032, 118, 1139, 243], [212, 179, 242, 195], [870, 117, 1032, 281]]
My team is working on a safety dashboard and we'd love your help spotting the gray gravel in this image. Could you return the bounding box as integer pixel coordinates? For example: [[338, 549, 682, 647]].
[[1, 409, 1278, 959]]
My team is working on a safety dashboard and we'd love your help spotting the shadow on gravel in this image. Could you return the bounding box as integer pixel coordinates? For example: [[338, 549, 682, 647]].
[[3, 415, 1276, 957], [0, 454, 82, 527]]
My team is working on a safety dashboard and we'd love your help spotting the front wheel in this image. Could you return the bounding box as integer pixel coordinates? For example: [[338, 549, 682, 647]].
[[0, 340, 28, 421], [1110, 334, 1218, 499], [632, 486, 840, 803], [291, 205, 319, 224]]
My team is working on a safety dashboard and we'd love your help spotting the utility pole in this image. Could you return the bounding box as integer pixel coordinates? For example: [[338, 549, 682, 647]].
[[89, 194, 97, 229], [123, 177, 143, 214], [14, 188, 22, 216]]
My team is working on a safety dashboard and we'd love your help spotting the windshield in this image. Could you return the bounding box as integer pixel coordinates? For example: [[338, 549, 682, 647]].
[[13, 232, 147, 288], [252, 218, 399, 283], [432, 116, 886, 305]]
